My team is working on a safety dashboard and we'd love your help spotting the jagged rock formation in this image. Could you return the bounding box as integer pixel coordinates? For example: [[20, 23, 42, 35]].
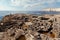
[[0, 14, 60, 40]]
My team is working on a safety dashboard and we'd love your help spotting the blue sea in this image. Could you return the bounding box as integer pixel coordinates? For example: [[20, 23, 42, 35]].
[[0, 11, 60, 20]]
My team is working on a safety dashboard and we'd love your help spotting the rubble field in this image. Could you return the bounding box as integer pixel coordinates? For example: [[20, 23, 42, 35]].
[[0, 14, 60, 40]]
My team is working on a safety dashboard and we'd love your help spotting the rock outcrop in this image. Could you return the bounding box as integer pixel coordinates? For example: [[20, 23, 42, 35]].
[[0, 14, 60, 40]]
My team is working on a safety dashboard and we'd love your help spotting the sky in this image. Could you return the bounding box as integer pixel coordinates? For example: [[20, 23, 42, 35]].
[[0, 0, 60, 11]]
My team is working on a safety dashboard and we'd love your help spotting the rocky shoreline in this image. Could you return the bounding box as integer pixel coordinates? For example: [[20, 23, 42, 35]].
[[0, 14, 60, 40]]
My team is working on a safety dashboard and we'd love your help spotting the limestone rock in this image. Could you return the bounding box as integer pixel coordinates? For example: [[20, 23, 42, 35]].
[[0, 14, 60, 40]]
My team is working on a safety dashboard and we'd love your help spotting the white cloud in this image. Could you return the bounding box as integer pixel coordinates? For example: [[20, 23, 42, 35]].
[[0, 5, 17, 11], [0, 0, 59, 11], [11, 0, 21, 6], [11, 0, 41, 9], [11, 0, 56, 7]]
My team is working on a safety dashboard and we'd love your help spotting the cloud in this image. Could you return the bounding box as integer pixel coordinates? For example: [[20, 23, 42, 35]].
[[0, 0, 60, 11], [10, 0, 56, 8], [11, 0, 42, 9], [11, 0, 21, 6], [0, 5, 17, 11], [11, 0, 40, 6]]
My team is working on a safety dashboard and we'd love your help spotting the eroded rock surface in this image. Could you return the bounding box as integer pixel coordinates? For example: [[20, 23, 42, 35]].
[[0, 14, 60, 40]]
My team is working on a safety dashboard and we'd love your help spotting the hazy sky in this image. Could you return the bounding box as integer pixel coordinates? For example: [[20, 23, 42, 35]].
[[0, 0, 60, 11]]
